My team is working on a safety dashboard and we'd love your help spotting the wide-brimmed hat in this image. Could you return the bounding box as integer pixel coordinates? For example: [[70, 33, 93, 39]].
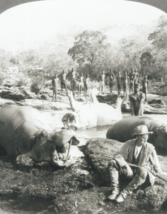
[[132, 125, 153, 137]]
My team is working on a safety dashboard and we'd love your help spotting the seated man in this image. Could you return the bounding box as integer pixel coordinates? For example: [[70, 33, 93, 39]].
[[108, 125, 162, 203], [129, 83, 145, 116]]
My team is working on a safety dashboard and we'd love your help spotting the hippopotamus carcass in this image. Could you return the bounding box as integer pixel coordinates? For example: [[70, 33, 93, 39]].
[[0, 105, 79, 167], [106, 116, 167, 152]]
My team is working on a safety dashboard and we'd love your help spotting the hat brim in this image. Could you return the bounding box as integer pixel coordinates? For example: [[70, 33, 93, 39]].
[[132, 131, 153, 137]]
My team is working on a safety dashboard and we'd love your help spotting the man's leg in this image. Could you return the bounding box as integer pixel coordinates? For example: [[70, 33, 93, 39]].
[[85, 84, 87, 97], [99, 82, 102, 95], [61, 83, 63, 94], [53, 88, 55, 101], [116, 167, 148, 203], [108, 160, 120, 200], [55, 87, 58, 101], [108, 160, 133, 200], [102, 82, 104, 94], [145, 88, 148, 102], [110, 83, 113, 93], [118, 85, 121, 95]]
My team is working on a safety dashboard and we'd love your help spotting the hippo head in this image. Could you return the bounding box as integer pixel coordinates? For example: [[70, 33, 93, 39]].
[[16, 128, 79, 167]]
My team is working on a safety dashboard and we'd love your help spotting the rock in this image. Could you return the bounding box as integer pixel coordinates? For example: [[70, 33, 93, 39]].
[[0, 86, 36, 101], [1, 88, 25, 101], [148, 99, 166, 106], [84, 138, 167, 211], [39, 94, 50, 100], [19, 86, 37, 99]]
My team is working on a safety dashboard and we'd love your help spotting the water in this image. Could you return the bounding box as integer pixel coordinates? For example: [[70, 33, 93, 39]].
[[1, 109, 167, 214], [41, 110, 167, 139]]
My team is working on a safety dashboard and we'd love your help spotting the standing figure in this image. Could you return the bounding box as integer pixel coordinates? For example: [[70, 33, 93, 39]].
[[59, 70, 67, 94], [108, 125, 162, 203], [129, 83, 145, 116], [116, 71, 122, 96], [134, 69, 139, 85], [161, 77, 163, 83], [99, 71, 105, 94], [84, 74, 90, 97], [122, 71, 130, 99], [142, 74, 149, 102], [52, 74, 60, 101], [129, 69, 135, 93], [109, 70, 115, 93], [71, 69, 78, 93]]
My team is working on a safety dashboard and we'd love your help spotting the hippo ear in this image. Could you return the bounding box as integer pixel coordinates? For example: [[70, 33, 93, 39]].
[[31, 130, 48, 143], [70, 136, 80, 145]]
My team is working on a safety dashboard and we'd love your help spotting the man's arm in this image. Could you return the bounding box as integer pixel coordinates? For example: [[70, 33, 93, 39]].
[[150, 149, 162, 173], [114, 142, 129, 167]]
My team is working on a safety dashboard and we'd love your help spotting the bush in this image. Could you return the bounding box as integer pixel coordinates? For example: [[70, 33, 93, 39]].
[[30, 83, 40, 94]]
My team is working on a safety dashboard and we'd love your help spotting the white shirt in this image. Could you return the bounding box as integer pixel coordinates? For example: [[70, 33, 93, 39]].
[[134, 145, 143, 159]]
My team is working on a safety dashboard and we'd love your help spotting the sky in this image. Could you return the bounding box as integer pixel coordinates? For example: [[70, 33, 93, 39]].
[[0, 0, 166, 54]]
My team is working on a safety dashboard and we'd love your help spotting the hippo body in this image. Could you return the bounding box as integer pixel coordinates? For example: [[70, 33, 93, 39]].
[[0, 106, 79, 166], [0, 105, 50, 155], [106, 116, 167, 151]]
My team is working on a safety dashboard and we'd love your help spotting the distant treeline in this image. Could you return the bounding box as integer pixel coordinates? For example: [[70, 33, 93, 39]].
[[0, 15, 167, 86]]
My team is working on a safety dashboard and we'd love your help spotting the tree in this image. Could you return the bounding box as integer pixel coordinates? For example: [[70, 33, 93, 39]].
[[148, 15, 167, 79], [148, 16, 167, 52], [140, 52, 153, 76], [68, 30, 111, 78]]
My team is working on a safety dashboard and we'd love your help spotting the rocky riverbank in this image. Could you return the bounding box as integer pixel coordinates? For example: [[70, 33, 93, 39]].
[[0, 84, 167, 115], [0, 138, 166, 213]]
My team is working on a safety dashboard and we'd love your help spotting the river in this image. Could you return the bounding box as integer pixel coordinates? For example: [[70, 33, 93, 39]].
[[0, 110, 167, 214]]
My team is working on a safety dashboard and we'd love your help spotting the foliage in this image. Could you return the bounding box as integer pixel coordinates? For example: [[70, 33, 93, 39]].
[[1, 17, 167, 85], [148, 15, 167, 79], [68, 30, 111, 78]]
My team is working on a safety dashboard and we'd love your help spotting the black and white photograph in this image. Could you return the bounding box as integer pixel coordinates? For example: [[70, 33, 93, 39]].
[[0, 0, 167, 213]]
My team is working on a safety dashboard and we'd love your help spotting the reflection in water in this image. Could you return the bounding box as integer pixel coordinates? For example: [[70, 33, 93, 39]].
[[1, 110, 167, 214]]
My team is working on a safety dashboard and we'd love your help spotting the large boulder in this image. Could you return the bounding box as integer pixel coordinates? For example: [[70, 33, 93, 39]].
[[84, 138, 167, 212], [1, 88, 25, 101], [1, 87, 36, 101]]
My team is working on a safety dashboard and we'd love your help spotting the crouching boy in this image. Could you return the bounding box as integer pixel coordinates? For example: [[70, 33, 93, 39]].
[[108, 125, 162, 203]]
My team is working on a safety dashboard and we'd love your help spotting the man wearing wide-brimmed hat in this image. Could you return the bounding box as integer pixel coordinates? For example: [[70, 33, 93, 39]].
[[108, 125, 162, 203]]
